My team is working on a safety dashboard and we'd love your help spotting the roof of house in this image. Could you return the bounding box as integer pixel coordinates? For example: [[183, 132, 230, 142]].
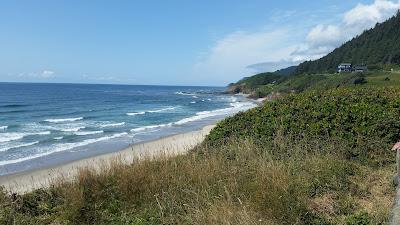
[[339, 63, 352, 66]]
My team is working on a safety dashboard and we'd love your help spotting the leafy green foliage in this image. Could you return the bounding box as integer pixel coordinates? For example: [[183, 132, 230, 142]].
[[346, 212, 372, 225], [208, 87, 400, 164]]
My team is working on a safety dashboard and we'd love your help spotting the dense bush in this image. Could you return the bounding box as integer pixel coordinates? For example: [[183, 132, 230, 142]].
[[207, 87, 400, 164]]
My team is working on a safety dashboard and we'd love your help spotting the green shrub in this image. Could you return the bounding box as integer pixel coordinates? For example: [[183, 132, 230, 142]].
[[207, 87, 400, 164], [346, 212, 372, 225]]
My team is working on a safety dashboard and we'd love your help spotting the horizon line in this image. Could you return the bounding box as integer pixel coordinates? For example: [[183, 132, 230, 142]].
[[0, 81, 225, 88]]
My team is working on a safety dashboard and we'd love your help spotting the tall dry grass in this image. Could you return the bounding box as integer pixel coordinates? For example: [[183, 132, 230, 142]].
[[0, 133, 395, 225]]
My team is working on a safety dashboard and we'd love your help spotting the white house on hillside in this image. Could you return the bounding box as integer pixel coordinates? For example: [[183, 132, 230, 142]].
[[337, 63, 368, 73], [353, 66, 368, 73], [337, 63, 352, 73]]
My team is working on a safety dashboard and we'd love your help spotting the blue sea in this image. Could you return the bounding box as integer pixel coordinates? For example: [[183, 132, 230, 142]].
[[0, 83, 255, 175]]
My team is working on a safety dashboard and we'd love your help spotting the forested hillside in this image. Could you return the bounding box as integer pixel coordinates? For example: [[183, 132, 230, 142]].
[[227, 12, 400, 98], [296, 11, 400, 74]]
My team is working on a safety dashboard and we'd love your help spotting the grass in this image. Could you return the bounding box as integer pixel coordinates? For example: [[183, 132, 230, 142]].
[[0, 135, 395, 224], [0, 85, 399, 224]]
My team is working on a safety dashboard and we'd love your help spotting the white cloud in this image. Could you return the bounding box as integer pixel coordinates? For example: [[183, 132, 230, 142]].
[[344, 0, 400, 26], [194, 0, 400, 84], [306, 25, 342, 49], [193, 29, 298, 84], [246, 59, 303, 73], [40, 70, 55, 78], [15, 70, 56, 79], [297, 0, 400, 59]]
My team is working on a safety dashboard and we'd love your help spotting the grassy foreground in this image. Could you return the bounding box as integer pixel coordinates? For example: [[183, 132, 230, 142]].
[[0, 87, 399, 224]]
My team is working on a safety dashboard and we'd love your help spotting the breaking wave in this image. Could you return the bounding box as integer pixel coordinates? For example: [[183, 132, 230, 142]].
[[127, 107, 175, 116], [98, 122, 126, 128], [0, 132, 128, 166], [0, 141, 39, 152], [44, 117, 84, 123], [0, 131, 50, 143], [75, 130, 104, 136]]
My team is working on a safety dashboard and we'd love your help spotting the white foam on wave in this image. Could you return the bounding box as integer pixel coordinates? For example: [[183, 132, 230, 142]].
[[60, 126, 85, 132], [54, 136, 63, 140], [34, 131, 51, 135], [0, 131, 50, 143], [44, 117, 83, 123], [0, 133, 24, 143], [0, 126, 8, 130], [175, 101, 256, 125], [75, 130, 104, 136], [0, 132, 128, 166], [0, 141, 39, 152], [192, 96, 199, 99], [229, 96, 238, 102], [127, 107, 175, 116], [190, 101, 196, 104], [130, 123, 173, 133], [175, 91, 195, 96], [99, 122, 125, 128], [129, 101, 256, 133], [147, 107, 175, 113], [127, 112, 145, 116]]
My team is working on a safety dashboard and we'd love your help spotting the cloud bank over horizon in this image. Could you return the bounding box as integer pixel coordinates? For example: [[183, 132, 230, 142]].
[[195, 0, 400, 84]]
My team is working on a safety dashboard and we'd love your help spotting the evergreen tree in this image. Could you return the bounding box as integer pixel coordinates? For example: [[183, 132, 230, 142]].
[[296, 13, 400, 74]]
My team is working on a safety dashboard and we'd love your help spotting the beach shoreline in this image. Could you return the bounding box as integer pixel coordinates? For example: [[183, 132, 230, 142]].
[[0, 125, 215, 194]]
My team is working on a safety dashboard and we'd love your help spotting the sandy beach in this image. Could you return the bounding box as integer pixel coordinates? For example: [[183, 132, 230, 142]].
[[0, 125, 215, 194]]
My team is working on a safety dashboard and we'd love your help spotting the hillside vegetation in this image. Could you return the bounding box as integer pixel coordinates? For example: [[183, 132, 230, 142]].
[[0, 86, 398, 225], [227, 70, 399, 98], [228, 12, 400, 98], [296, 11, 400, 74]]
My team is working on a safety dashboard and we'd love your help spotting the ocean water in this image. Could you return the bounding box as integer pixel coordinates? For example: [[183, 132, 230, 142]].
[[0, 83, 255, 175]]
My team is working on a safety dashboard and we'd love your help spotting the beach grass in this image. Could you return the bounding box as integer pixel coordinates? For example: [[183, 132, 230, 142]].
[[0, 135, 395, 224], [0, 86, 399, 224]]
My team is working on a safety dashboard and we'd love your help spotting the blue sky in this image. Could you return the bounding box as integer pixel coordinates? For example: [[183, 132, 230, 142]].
[[0, 0, 399, 86]]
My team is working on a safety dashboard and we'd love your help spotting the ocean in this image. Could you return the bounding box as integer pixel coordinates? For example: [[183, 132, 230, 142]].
[[0, 83, 255, 175]]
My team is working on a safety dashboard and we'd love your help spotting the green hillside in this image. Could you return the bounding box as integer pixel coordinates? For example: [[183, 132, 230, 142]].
[[228, 12, 400, 98], [296, 11, 400, 74], [227, 71, 383, 98], [226, 72, 286, 95]]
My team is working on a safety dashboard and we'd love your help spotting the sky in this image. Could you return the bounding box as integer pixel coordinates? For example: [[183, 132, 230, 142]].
[[0, 0, 399, 86]]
